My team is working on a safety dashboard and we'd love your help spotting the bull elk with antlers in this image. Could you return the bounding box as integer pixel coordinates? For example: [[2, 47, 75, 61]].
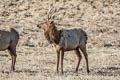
[[37, 8, 90, 74]]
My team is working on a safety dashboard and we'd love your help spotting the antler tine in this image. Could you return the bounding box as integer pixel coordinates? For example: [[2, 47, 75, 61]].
[[50, 8, 56, 21], [47, 7, 53, 21], [47, 7, 56, 21]]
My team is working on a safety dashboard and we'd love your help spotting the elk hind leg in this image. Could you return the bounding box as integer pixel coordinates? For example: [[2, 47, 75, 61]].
[[80, 44, 90, 73], [8, 46, 17, 72], [74, 48, 82, 73]]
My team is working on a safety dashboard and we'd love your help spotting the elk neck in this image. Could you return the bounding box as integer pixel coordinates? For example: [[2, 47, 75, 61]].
[[48, 24, 62, 45]]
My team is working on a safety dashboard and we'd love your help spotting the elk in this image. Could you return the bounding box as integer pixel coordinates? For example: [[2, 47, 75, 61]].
[[37, 8, 89, 74], [0, 28, 19, 72]]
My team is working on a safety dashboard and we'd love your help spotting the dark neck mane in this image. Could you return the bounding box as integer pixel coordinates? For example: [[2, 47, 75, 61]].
[[48, 24, 61, 44]]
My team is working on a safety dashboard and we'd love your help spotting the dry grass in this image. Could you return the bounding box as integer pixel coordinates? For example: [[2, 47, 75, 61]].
[[0, 0, 120, 80]]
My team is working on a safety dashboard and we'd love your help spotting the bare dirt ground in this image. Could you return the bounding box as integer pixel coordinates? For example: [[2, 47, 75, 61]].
[[0, 0, 120, 80]]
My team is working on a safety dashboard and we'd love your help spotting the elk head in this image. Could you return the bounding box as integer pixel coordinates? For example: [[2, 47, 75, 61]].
[[37, 7, 56, 43]]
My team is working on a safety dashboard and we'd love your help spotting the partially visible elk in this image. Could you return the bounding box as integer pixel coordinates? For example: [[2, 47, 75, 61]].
[[0, 28, 19, 72], [37, 8, 89, 74]]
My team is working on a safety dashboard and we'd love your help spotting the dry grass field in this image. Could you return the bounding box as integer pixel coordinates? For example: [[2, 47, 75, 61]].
[[0, 0, 120, 80]]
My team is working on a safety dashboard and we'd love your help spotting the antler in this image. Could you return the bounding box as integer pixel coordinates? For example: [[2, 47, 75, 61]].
[[47, 7, 53, 20], [47, 7, 56, 21]]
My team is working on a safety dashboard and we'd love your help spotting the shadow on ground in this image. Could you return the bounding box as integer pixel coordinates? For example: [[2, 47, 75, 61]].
[[94, 66, 120, 76]]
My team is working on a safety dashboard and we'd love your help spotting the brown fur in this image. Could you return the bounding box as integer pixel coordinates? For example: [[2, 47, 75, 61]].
[[46, 21, 61, 44]]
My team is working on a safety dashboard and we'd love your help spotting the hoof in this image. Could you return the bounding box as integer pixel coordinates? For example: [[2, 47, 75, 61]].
[[10, 68, 15, 72], [75, 70, 78, 73], [87, 70, 90, 74], [56, 70, 59, 73]]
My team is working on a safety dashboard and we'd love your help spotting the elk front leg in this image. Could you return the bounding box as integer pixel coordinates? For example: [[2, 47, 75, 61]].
[[61, 49, 64, 74], [56, 50, 60, 73]]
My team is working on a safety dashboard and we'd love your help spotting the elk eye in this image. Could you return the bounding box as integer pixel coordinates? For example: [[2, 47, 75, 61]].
[[49, 21, 53, 24]]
